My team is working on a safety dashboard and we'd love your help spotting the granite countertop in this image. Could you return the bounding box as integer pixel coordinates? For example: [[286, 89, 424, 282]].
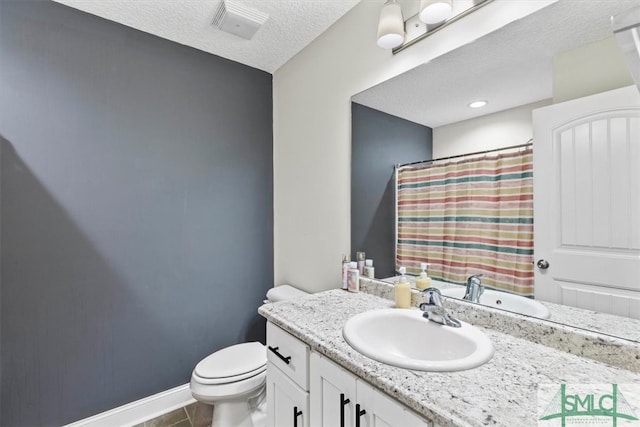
[[382, 276, 640, 345], [258, 289, 640, 427]]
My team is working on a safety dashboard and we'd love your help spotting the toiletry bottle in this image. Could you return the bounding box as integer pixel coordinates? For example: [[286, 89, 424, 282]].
[[356, 252, 366, 275], [394, 267, 411, 308], [347, 262, 360, 293], [415, 262, 432, 290], [364, 259, 375, 279], [342, 254, 350, 290]]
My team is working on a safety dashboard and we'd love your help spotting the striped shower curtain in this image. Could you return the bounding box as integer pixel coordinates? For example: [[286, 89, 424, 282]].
[[396, 148, 534, 296]]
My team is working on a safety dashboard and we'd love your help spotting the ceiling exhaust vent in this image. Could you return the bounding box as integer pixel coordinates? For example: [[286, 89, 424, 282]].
[[212, 0, 269, 40]]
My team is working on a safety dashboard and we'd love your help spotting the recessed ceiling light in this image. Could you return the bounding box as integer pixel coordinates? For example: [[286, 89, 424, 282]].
[[469, 100, 488, 108]]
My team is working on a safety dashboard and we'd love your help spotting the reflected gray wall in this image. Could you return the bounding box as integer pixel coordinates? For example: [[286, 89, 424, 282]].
[[351, 103, 432, 278], [0, 1, 273, 425]]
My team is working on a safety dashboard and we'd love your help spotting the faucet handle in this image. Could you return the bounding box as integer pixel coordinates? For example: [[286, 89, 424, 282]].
[[421, 287, 443, 306], [464, 274, 485, 303], [467, 274, 483, 284], [419, 287, 461, 328]]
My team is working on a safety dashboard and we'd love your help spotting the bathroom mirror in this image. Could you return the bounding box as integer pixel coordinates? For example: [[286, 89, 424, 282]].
[[351, 0, 640, 342]]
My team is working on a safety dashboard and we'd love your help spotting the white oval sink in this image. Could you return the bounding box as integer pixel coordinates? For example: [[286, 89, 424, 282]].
[[440, 287, 550, 319], [342, 309, 494, 372]]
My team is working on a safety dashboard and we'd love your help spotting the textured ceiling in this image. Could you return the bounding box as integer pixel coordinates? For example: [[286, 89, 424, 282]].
[[352, 0, 640, 128], [52, 0, 361, 73]]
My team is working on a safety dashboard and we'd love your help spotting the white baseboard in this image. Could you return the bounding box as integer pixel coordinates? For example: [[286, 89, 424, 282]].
[[63, 383, 197, 427]]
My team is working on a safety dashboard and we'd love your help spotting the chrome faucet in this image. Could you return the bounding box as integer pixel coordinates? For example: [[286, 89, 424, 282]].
[[464, 274, 484, 303], [419, 288, 461, 328]]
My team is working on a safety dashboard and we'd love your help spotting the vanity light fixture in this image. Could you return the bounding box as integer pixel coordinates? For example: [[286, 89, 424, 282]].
[[377, 0, 405, 49], [388, 0, 492, 54], [468, 100, 488, 108], [419, 0, 453, 25]]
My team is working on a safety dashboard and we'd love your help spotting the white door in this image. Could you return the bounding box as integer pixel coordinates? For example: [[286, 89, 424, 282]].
[[533, 85, 640, 318], [266, 363, 309, 427]]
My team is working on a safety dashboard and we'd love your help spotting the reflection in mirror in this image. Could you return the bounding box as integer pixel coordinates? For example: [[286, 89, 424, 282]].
[[395, 145, 534, 296], [351, 0, 640, 342]]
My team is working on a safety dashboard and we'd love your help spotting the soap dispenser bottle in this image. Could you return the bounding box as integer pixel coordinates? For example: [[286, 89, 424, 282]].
[[415, 262, 432, 290], [395, 267, 411, 308]]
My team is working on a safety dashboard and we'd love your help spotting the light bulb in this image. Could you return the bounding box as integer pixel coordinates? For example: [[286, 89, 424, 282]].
[[419, 0, 453, 25], [377, 0, 404, 49]]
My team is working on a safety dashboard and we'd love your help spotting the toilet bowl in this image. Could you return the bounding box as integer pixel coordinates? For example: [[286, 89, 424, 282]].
[[190, 285, 307, 427], [190, 342, 267, 427]]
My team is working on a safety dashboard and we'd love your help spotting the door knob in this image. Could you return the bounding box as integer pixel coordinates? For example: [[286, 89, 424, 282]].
[[536, 259, 550, 269]]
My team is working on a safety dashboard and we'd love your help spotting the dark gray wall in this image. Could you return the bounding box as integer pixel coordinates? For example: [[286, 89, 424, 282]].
[[351, 103, 432, 278], [0, 1, 273, 425]]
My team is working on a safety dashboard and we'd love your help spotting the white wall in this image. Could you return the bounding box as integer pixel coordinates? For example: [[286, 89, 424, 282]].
[[273, 0, 556, 293], [432, 100, 551, 158], [553, 36, 634, 103]]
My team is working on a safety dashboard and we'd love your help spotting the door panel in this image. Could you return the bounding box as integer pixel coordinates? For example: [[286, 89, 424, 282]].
[[558, 280, 640, 319], [533, 85, 640, 315]]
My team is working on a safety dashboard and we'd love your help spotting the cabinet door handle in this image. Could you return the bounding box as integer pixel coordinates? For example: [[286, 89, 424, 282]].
[[293, 406, 303, 427], [268, 346, 292, 364], [340, 393, 351, 427], [355, 403, 366, 427]]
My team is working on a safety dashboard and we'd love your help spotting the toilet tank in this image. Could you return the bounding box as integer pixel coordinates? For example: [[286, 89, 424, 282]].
[[265, 285, 308, 303]]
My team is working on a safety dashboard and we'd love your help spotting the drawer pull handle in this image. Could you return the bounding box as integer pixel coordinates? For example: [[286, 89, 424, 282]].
[[293, 406, 303, 427], [268, 346, 292, 364], [356, 404, 366, 427], [340, 393, 351, 427]]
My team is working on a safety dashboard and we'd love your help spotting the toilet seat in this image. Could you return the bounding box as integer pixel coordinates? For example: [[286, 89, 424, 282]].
[[193, 342, 266, 385], [192, 364, 266, 385]]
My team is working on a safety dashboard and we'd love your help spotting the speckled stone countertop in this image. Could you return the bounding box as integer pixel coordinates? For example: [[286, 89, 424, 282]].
[[543, 301, 640, 342], [259, 290, 640, 427], [380, 276, 640, 343], [363, 278, 640, 372]]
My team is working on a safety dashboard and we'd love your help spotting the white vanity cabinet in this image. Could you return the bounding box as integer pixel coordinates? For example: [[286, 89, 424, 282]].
[[309, 353, 431, 427], [266, 322, 431, 427]]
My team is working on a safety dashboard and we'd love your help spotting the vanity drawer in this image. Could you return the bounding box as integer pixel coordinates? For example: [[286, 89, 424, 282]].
[[267, 322, 310, 390]]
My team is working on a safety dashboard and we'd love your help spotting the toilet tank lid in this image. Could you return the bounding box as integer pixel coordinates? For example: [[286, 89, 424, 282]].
[[195, 342, 266, 379], [266, 285, 308, 302]]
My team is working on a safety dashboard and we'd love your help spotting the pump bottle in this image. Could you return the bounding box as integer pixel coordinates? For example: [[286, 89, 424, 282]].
[[415, 262, 432, 290], [394, 267, 411, 308]]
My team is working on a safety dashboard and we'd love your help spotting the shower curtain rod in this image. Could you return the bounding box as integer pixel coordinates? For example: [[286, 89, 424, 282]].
[[396, 139, 533, 169]]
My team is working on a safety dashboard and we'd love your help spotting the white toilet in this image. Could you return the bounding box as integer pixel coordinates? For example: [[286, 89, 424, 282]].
[[190, 285, 308, 427]]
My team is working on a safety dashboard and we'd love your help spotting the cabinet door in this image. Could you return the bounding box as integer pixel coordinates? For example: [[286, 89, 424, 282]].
[[356, 380, 431, 427], [309, 353, 357, 427], [309, 353, 356, 427], [266, 363, 309, 427]]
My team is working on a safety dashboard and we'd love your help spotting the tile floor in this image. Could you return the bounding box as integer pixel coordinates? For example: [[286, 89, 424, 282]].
[[133, 402, 213, 427]]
